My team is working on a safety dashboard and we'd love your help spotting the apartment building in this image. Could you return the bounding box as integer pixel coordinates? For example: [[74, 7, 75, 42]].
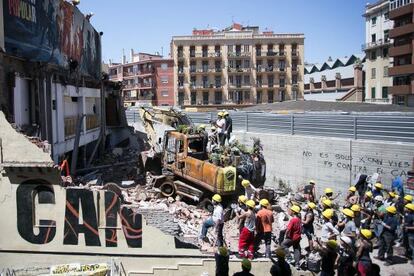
[[388, 0, 414, 106], [109, 50, 174, 107], [363, 0, 393, 104], [171, 24, 304, 108]]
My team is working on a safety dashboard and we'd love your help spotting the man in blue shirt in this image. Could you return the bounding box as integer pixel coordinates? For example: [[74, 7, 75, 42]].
[[391, 176, 404, 197], [404, 203, 414, 265], [375, 206, 399, 266]]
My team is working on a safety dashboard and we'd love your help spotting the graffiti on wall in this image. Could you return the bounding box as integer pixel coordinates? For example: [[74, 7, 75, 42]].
[[302, 150, 411, 178], [3, 0, 101, 79], [16, 183, 143, 247]]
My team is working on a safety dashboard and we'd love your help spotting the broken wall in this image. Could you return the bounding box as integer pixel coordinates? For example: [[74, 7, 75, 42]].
[[236, 131, 414, 197]]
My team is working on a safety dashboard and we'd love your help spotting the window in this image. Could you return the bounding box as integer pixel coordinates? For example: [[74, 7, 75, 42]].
[[244, 59, 250, 68], [161, 63, 168, 70], [371, 34, 376, 43], [227, 45, 234, 53], [384, 66, 389, 77], [257, 91, 262, 104], [382, 87, 388, 99], [215, 91, 222, 104], [243, 45, 249, 52], [203, 92, 209, 105], [383, 48, 388, 57], [202, 76, 208, 88], [268, 75, 274, 87], [243, 75, 250, 85], [292, 75, 298, 85], [161, 90, 169, 97], [371, 87, 376, 99], [280, 78, 285, 87], [191, 92, 196, 105], [371, 50, 377, 60], [371, 68, 376, 79], [384, 30, 389, 42], [384, 12, 389, 20], [215, 76, 221, 88], [178, 76, 184, 87], [161, 76, 168, 84], [178, 92, 184, 106], [268, 90, 274, 103], [372, 16, 377, 25]]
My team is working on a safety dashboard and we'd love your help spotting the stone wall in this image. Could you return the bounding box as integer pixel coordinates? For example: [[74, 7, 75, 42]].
[[236, 131, 414, 197]]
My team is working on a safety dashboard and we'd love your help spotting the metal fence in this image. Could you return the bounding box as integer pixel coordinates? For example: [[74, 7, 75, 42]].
[[125, 110, 414, 144]]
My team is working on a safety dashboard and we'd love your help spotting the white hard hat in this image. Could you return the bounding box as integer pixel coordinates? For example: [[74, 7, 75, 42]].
[[374, 195, 383, 202], [340, 236, 352, 247]]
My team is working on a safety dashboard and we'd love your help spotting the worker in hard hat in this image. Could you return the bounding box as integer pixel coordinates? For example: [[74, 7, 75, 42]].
[[207, 125, 219, 154], [375, 205, 399, 265], [337, 236, 356, 276], [236, 199, 256, 259], [281, 205, 302, 269], [319, 187, 340, 208], [270, 247, 292, 276], [236, 195, 248, 233], [241, 179, 257, 200], [351, 204, 362, 229], [302, 202, 316, 252], [233, 258, 253, 276], [299, 179, 316, 202], [372, 182, 384, 198], [384, 191, 398, 208], [215, 111, 226, 146], [403, 203, 414, 264], [345, 186, 359, 208], [338, 208, 357, 242], [314, 239, 338, 276], [254, 199, 274, 258], [223, 111, 233, 144], [215, 246, 229, 276], [356, 229, 374, 276], [362, 191, 373, 209], [320, 209, 340, 242], [199, 194, 224, 246]]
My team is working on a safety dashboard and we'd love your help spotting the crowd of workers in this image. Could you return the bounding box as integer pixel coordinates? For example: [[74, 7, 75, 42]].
[[200, 177, 414, 276]]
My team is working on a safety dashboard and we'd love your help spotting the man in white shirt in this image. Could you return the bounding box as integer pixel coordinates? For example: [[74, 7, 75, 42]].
[[200, 194, 224, 246], [215, 112, 226, 146]]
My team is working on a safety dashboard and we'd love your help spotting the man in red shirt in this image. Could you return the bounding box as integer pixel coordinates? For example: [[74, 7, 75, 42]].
[[281, 205, 302, 269], [254, 199, 274, 258]]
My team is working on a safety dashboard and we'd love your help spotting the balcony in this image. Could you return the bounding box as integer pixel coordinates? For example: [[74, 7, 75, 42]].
[[390, 22, 414, 38], [292, 67, 299, 74], [390, 1, 414, 17], [228, 67, 251, 73], [227, 51, 251, 58], [390, 84, 414, 95], [177, 52, 184, 59], [209, 52, 222, 58], [266, 51, 277, 56], [389, 64, 414, 76], [229, 83, 251, 89], [361, 39, 392, 51], [389, 43, 412, 56]]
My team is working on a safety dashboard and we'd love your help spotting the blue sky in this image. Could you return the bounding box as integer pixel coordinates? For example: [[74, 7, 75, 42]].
[[79, 0, 367, 64]]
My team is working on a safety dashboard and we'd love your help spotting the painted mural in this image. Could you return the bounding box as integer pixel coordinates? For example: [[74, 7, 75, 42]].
[[3, 0, 101, 79]]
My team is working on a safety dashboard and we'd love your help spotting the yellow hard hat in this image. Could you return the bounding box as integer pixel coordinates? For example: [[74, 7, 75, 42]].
[[308, 202, 317, 209], [246, 200, 255, 209], [212, 194, 222, 203], [198, 124, 206, 130], [323, 199, 332, 208], [241, 258, 251, 270], [388, 191, 396, 198], [361, 229, 373, 239], [327, 240, 338, 250], [325, 188, 333, 194], [309, 180, 316, 185], [238, 195, 247, 204], [349, 186, 357, 192], [386, 205, 397, 214], [405, 203, 414, 211], [351, 204, 361, 212], [374, 183, 383, 189], [241, 179, 250, 188], [259, 198, 270, 207], [275, 247, 286, 258], [223, 111, 229, 116], [365, 191, 373, 198], [211, 126, 217, 130], [218, 246, 228, 256], [290, 205, 301, 213], [322, 209, 334, 219], [342, 208, 355, 218], [218, 111, 224, 116], [404, 195, 413, 202]]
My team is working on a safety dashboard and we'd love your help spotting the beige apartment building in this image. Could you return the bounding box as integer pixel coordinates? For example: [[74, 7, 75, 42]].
[[363, 0, 393, 103], [171, 24, 304, 108]]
